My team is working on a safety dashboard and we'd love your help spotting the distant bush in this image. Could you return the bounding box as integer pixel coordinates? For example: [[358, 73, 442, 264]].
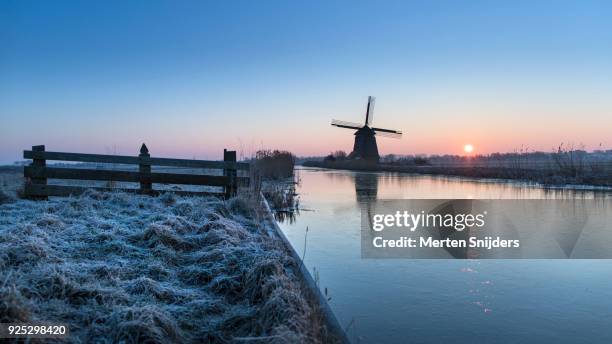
[[552, 143, 586, 177], [381, 154, 396, 163], [413, 157, 430, 166], [254, 150, 295, 180], [322, 150, 347, 163], [323, 154, 336, 163], [332, 150, 347, 160]]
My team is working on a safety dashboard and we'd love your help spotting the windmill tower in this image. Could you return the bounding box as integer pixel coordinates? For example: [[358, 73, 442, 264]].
[[331, 96, 402, 162]]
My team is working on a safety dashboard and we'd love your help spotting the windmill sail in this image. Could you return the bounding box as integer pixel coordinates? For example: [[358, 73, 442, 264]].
[[374, 131, 402, 139], [365, 96, 375, 126], [331, 119, 362, 130], [330, 96, 402, 161], [372, 127, 402, 134]]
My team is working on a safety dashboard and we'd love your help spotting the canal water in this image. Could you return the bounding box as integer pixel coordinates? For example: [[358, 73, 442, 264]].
[[278, 167, 612, 343]]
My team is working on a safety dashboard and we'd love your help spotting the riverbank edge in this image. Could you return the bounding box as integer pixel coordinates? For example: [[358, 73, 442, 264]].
[[301, 161, 612, 191], [259, 192, 350, 344]]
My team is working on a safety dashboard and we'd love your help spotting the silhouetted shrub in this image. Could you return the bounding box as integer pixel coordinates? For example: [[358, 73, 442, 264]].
[[332, 150, 347, 161], [254, 150, 295, 180], [552, 143, 586, 177], [323, 154, 336, 163], [413, 157, 430, 166]]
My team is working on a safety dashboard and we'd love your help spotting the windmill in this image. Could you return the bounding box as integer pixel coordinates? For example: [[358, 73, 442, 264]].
[[331, 96, 402, 162]]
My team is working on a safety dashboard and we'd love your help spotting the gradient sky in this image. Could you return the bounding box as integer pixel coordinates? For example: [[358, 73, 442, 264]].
[[1, 0, 611, 163]]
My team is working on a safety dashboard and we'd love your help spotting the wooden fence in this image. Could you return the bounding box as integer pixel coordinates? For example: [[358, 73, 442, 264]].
[[23, 144, 250, 200]]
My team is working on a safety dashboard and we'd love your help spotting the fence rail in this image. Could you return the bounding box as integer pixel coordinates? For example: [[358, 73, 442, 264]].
[[22, 144, 249, 200]]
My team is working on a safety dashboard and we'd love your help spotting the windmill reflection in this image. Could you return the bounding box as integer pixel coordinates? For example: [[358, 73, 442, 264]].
[[354, 172, 379, 203], [352, 172, 521, 259], [354, 172, 379, 241]]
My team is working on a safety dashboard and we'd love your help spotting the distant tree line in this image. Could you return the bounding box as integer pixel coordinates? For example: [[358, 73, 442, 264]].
[[307, 144, 612, 186]]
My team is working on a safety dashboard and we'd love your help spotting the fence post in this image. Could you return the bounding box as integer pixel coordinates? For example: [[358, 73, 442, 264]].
[[139, 143, 152, 195], [28, 145, 48, 200], [223, 149, 237, 199]]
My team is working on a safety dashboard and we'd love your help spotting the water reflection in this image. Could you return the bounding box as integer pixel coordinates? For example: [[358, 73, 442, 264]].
[[273, 209, 299, 224], [311, 167, 612, 202], [277, 167, 612, 343], [354, 172, 379, 202], [354, 173, 378, 240], [338, 169, 607, 259]]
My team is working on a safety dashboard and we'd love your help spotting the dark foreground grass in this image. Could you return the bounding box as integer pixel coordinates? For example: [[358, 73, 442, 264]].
[[0, 189, 330, 343]]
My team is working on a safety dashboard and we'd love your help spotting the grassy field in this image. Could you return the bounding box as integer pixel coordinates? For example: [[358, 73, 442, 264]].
[[0, 168, 332, 343]]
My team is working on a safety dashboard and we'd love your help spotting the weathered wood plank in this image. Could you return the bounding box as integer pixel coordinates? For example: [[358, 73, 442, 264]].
[[139, 144, 152, 194], [29, 145, 48, 200], [24, 184, 224, 198], [24, 166, 248, 186], [153, 174, 249, 187], [24, 150, 141, 165], [23, 146, 250, 201], [149, 157, 250, 170], [224, 149, 237, 198], [25, 166, 141, 182], [23, 150, 250, 170], [151, 172, 228, 186]]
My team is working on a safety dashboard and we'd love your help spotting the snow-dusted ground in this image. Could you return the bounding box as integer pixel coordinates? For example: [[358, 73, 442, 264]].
[[0, 171, 323, 343]]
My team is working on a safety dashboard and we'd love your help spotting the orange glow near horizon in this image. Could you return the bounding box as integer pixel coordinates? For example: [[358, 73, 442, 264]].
[[2, 101, 611, 163]]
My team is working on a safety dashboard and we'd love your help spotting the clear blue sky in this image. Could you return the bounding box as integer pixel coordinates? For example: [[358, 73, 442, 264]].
[[1, 0, 611, 163]]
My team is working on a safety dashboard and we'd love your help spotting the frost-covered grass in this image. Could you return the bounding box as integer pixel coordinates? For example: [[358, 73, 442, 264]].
[[0, 185, 326, 343]]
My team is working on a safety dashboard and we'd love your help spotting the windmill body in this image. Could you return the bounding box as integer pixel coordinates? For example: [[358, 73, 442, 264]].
[[349, 126, 379, 160], [331, 96, 402, 162]]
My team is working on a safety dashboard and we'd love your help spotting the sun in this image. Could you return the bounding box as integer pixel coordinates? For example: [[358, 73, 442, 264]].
[[464, 144, 474, 154]]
